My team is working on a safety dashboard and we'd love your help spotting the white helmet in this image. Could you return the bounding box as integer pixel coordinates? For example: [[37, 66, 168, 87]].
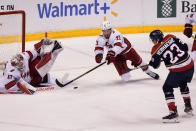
[[11, 53, 24, 71], [101, 21, 112, 30]]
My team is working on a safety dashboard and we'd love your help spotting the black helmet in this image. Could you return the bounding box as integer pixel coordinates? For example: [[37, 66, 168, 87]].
[[149, 30, 164, 43]]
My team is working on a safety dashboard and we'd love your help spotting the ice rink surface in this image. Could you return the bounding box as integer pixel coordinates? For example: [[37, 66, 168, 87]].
[[0, 32, 196, 131]]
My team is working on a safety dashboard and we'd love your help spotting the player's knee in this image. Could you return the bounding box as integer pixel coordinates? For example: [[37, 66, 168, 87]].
[[179, 83, 189, 93], [120, 72, 131, 82], [162, 84, 174, 96]]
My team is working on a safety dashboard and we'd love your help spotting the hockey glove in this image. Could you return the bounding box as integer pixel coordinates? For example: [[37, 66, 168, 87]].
[[106, 51, 115, 65], [95, 54, 103, 63], [184, 24, 193, 38]]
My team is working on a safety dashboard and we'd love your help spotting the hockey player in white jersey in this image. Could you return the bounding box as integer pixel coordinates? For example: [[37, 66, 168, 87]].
[[94, 21, 159, 81], [184, 13, 196, 61], [0, 38, 63, 94]]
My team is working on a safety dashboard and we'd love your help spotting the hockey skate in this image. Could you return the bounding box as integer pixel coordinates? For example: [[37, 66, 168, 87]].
[[162, 108, 179, 123], [184, 99, 194, 116], [146, 71, 159, 80]]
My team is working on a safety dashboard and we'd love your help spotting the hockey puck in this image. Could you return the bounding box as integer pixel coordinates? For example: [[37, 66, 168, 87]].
[[73, 86, 78, 89]]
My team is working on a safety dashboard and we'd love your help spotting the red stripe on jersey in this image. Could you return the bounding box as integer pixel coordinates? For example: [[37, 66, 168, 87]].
[[151, 34, 176, 55], [10, 69, 14, 72], [5, 81, 16, 90], [26, 51, 33, 62], [120, 37, 131, 55], [114, 42, 123, 48], [94, 47, 104, 51], [17, 82, 33, 95], [169, 60, 194, 72]]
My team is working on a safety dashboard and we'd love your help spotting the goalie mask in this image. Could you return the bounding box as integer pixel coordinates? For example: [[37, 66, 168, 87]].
[[11, 54, 24, 71]]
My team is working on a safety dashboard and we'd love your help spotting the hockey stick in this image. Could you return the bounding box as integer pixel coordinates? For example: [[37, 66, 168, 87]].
[[55, 61, 106, 87], [128, 63, 150, 71], [128, 60, 164, 71]]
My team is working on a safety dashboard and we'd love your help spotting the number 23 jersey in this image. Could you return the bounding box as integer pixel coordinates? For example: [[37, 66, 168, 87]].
[[150, 34, 194, 72]]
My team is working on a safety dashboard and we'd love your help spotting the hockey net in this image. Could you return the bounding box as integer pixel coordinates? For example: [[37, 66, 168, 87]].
[[0, 10, 25, 65]]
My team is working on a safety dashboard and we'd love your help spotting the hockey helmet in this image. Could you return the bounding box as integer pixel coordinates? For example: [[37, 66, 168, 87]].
[[11, 53, 24, 71], [149, 30, 164, 43], [101, 21, 112, 31]]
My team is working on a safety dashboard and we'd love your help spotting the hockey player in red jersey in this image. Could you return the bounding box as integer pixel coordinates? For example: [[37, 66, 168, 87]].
[[184, 13, 196, 61], [94, 21, 159, 81], [149, 30, 194, 123], [0, 38, 63, 94]]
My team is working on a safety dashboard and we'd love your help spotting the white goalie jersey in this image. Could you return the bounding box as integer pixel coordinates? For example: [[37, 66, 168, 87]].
[[95, 29, 132, 56], [0, 50, 38, 92], [185, 13, 196, 24]]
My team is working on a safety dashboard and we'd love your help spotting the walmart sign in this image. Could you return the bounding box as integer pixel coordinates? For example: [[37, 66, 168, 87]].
[[37, 0, 110, 18]]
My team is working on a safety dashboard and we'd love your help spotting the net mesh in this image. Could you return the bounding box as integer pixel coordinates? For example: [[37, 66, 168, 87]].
[[0, 11, 25, 62]]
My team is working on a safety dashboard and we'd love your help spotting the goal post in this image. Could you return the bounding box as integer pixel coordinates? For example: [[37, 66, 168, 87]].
[[0, 10, 26, 52]]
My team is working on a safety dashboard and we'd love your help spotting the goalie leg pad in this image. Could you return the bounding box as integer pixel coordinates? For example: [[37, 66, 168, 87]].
[[36, 43, 63, 78], [35, 53, 52, 77], [17, 79, 36, 95], [17, 82, 34, 95]]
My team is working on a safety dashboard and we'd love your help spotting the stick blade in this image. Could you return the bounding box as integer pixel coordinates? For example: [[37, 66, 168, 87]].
[[55, 73, 69, 88], [55, 79, 65, 88]]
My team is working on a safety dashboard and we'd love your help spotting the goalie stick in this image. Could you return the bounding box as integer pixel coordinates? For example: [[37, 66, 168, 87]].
[[55, 61, 106, 87]]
